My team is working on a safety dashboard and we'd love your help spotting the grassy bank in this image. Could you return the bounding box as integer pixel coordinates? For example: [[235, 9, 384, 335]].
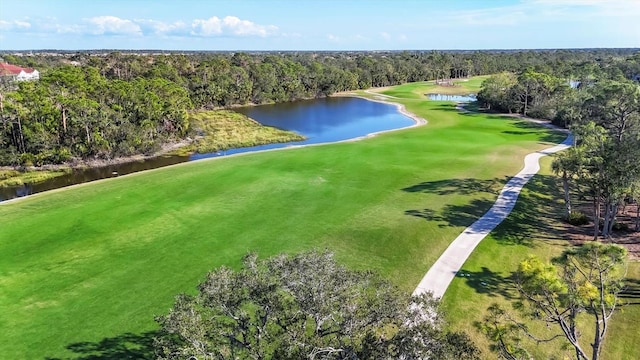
[[183, 110, 305, 154], [0, 169, 71, 188]]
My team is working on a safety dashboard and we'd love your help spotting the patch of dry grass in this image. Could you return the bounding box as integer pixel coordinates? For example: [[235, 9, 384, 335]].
[[185, 110, 305, 153], [0, 169, 70, 188]]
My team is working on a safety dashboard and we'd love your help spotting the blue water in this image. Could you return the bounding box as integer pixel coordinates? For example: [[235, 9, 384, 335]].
[[2, 96, 416, 201], [191, 97, 415, 160]]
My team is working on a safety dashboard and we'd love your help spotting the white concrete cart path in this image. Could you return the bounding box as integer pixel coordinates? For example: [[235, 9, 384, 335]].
[[413, 115, 574, 299]]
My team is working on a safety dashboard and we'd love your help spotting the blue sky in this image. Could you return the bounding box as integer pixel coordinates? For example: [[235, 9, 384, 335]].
[[0, 0, 638, 50]]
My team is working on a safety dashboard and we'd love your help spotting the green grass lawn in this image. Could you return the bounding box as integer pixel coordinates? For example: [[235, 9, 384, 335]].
[[0, 82, 565, 358], [376, 76, 489, 99], [442, 157, 640, 359]]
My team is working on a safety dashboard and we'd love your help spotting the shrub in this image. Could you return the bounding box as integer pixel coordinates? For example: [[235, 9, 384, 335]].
[[566, 211, 589, 226], [612, 222, 630, 232], [19, 153, 35, 167]]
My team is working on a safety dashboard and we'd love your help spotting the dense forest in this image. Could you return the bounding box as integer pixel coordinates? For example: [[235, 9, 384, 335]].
[[1, 49, 639, 166]]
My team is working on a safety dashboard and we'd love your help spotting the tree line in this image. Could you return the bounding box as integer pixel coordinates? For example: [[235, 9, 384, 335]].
[[476, 53, 640, 239], [1, 66, 191, 165], [1, 49, 637, 166], [474, 57, 637, 359]]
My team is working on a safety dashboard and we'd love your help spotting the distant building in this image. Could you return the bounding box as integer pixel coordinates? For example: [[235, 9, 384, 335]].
[[0, 63, 40, 81]]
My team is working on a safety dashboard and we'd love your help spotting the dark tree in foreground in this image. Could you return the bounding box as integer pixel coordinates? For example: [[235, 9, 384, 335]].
[[154, 251, 480, 360], [480, 243, 628, 360]]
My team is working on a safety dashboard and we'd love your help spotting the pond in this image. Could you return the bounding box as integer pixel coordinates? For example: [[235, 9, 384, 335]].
[[193, 97, 415, 160], [1, 97, 415, 202], [426, 93, 476, 102]]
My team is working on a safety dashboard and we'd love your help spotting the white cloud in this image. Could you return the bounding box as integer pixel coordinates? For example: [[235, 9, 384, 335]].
[[85, 16, 142, 36], [222, 16, 277, 36], [380, 32, 408, 42], [0, 19, 31, 31], [136, 19, 188, 36], [0, 17, 82, 35], [528, 0, 629, 6], [354, 34, 368, 41], [191, 16, 223, 36], [414, 0, 639, 31], [3, 14, 280, 39], [53, 24, 83, 34], [191, 16, 277, 37], [525, 0, 640, 15], [281, 32, 302, 38], [453, 9, 527, 26]]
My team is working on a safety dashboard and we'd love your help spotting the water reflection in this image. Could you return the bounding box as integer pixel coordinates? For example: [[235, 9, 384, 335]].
[[426, 93, 476, 102], [0, 155, 189, 202]]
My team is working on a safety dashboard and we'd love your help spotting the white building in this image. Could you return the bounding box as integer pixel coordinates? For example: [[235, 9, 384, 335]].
[[0, 63, 40, 81]]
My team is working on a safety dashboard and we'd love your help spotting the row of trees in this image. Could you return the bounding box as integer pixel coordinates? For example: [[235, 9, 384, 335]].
[[552, 80, 640, 238], [1, 66, 191, 165], [476, 63, 636, 358], [477, 65, 640, 239], [1, 49, 638, 166]]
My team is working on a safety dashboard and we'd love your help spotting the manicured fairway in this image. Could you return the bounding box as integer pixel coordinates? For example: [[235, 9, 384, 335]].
[[1, 83, 566, 358], [377, 76, 490, 99]]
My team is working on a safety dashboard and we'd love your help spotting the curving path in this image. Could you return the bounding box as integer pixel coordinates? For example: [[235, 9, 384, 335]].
[[413, 111, 574, 299]]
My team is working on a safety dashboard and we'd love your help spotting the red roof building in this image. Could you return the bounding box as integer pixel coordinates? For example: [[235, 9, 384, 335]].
[[0, 63, 40, 81]]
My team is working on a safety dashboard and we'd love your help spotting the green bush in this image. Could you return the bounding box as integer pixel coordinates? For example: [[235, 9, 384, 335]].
[[612, 222, 630, 232], [19, 153, 35, 167], [566, 211, 589, 226]]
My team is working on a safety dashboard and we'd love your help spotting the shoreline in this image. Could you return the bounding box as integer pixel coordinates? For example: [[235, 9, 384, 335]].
[[1, 94, 426, 205], [0, 139, 194, 174], [1, 91, 423, 174], [336, 92, 426, 128]]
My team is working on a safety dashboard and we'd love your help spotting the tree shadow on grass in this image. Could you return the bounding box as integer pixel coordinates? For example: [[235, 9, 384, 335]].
[[620, 278, 640, 305], [431, 103, 506, 120], [503, 120, 568, 144], [403, 174, 565, 247], [406, 198, 497, 230], [45, 331, 158, 360], [490, 175, 565, 246], [455, 267, 517, 300], [402, 178, 504, 196], [432, 103, 568, 144]]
